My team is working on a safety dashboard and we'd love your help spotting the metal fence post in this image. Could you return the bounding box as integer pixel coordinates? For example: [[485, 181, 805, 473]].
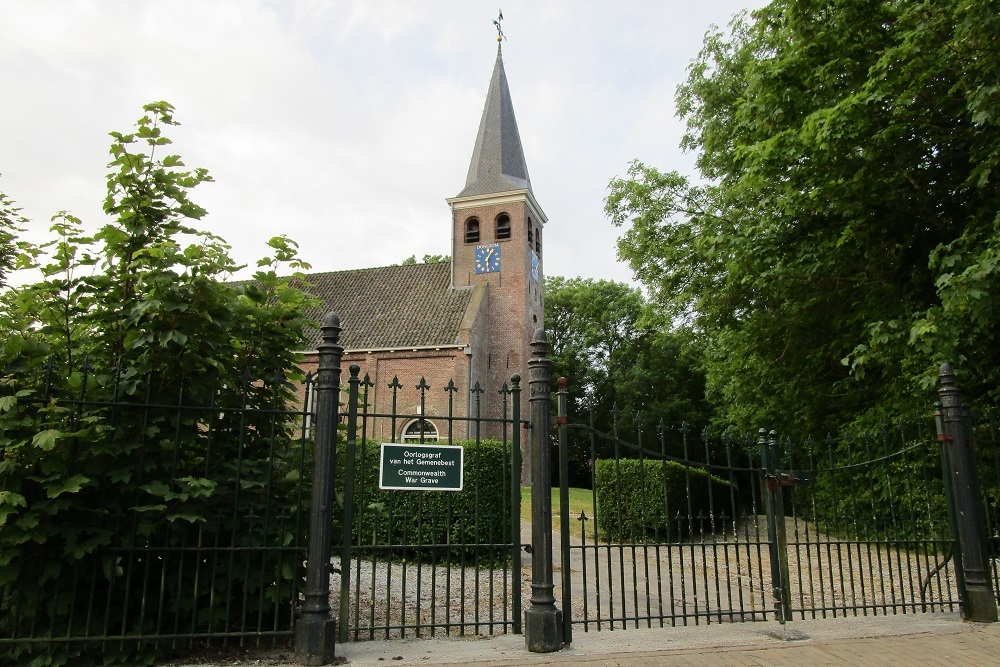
[[510, 373, 523, 634], [524, 329, 563, 652], [771, 432, 792, 624], [556, 377, 572, 647], [337, 365, 361, 643], [761, 429, 790, 624], [936, 362, 998, 622], [295, 313, 343, 665]]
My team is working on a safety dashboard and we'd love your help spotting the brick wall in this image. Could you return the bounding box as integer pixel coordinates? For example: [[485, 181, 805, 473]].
[[451, 192, 545, 482], [295, 341, 517, 446]]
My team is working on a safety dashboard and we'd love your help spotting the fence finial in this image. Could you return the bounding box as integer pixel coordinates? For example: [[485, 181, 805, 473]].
[[938, 362, 960, 407], [530, 328, 548, 359]]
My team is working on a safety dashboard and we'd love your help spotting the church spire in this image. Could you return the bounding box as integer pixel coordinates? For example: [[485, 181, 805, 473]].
[[456, 45, 532, 198]]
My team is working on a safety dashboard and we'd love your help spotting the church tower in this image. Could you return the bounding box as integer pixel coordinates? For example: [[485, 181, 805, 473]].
[[447, 44, 546, 412]]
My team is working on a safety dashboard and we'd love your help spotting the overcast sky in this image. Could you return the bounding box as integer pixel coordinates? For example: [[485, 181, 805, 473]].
[[0, 0, 764, 286]]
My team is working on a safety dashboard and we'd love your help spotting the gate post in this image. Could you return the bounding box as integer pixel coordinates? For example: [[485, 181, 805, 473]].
[[936, 363, 998, 622], [761, 429, 791, 624], [524, 329, 563, 652], [295, 313, 343, 665]]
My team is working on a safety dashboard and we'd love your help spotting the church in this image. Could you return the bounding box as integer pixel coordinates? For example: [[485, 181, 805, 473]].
[[296, 44, 546, 447]]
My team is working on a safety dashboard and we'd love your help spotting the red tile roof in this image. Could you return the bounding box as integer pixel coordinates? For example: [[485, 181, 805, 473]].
[[298, 261, 473, 350]]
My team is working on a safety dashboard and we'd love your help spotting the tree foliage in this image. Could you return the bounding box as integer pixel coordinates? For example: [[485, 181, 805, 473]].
[[0, 102, 318, 666], [0, 190, 32, 290], [545, 276, 708, 483], [398, 253, 450, 265], [606, 0, 1000, 433]]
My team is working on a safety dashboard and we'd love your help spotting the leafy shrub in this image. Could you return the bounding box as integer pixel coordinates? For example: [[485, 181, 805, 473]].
[[0, 102, 316, 667], [594, 458, 734, 542]]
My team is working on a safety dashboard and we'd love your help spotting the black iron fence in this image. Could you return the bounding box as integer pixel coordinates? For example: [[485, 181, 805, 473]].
[[0, 314, 529, 665], [333, 364, 525, 641], [553, 364, 998, 643], [5, 317, 997, 664], [555, 418, 773, 634], [973, 408, 1000, 606], [764, 427, 958, 621], [0, 360, 314, 664]]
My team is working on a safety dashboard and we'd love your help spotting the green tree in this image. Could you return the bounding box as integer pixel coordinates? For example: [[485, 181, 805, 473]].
[[398, 253, 450, 265], [545, 276, 708, 483], [606, 0, 1000, 433], [0, 190, 31, 289], [0, 102, 318, 666], [546, 276, 644, 410]]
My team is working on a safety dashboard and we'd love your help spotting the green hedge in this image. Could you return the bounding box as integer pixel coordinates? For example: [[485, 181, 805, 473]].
[[595, 458, 734, 542], [338, 439, 516, 564]]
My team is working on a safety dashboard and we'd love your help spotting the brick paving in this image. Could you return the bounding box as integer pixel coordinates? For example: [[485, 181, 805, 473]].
[[323, 612, 1000, 667], [488, 628, 1000, 666], [164, 612, 1000, 666], [468, 624, 1000, 667]]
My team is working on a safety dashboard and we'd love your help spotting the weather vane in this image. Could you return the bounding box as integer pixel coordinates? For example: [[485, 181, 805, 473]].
[[493, 8, 506, 42]]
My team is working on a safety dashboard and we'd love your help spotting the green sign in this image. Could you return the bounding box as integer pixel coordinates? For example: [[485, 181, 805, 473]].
[[379, 443, 464, 491]]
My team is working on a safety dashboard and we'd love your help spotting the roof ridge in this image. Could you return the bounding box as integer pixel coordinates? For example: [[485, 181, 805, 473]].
[[302, 260, 450, 278]]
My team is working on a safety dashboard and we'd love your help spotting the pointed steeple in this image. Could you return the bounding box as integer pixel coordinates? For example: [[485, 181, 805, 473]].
[[457, 46, 532, 198]]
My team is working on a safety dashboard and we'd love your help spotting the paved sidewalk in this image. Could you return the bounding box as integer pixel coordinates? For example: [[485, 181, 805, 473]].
[[336, 613, 999, 666], [168, 613, 1000, 666]]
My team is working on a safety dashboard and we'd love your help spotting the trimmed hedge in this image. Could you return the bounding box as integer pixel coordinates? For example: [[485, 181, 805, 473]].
[[595, 458, 734, 542], [339, 439, 516, 564]]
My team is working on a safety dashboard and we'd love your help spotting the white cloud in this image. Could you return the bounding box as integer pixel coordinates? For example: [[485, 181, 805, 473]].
[[1, 0, 765, 286]]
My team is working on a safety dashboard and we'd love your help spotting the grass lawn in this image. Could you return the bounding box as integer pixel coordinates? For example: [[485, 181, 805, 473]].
[[519, 486, 594, 538]]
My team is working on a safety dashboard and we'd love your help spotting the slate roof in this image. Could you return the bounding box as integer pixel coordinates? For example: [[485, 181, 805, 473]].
[[299, 261, 473, 351], [457, 45, 532, 198]]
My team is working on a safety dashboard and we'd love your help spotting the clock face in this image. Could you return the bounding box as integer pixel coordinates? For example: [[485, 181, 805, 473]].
[[530, 250, 539, 282], [474, 243, 501, 274]]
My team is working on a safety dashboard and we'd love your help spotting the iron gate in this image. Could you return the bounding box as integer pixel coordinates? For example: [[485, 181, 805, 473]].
[[551, 377, 998, 642], [333, 365, 525, 641]]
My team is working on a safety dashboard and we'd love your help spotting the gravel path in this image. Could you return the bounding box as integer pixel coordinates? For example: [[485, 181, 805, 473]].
[[333, 554, 529, 640], [332, 515, 960, 639]]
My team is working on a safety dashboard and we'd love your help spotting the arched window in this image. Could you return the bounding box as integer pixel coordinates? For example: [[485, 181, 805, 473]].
[[465, 218, 480, 243], [527, 224, 533, 245], [402, 419, 439, 443], [535, 227, 541, 254], [496, 214, 511, 240]]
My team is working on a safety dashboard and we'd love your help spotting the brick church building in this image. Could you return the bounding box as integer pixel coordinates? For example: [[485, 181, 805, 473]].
[[297, 44, 546, 450]]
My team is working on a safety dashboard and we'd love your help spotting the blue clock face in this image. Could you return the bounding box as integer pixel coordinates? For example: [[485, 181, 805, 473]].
[[531, 250, 539, 282], [474, 243, 501, 274]]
